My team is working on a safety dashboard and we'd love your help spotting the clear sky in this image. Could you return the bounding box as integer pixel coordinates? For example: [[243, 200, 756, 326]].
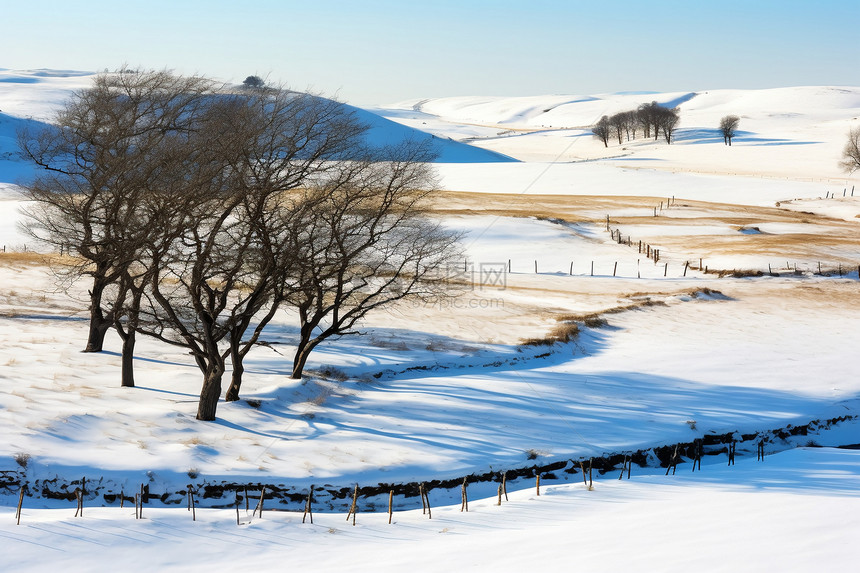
[[3, 0, 859, 106]]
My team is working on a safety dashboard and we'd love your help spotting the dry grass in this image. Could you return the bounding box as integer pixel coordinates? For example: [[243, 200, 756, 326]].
[[428, 191, 860, 266], [0, 251, 54, 267]]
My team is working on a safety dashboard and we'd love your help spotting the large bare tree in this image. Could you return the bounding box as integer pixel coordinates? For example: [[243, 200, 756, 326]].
[[19, 71, 460, 420], [139, 87, 369, 420], [18, 69, 216, 357]]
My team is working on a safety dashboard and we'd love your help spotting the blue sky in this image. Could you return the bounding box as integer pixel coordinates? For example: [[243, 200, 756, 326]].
[[4, 0, 859, 105]]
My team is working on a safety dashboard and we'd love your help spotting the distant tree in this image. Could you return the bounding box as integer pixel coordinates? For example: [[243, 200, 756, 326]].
[[592, 116, 611, 147], [656, 107, 680, 144], [638, 102, 662, 140], [609, 113, 626, 144], [840, 127, 860, 173], [623, 110, 638, 141], [242, 75, 265, 89], [719, 115, 741, 146], [636, 105, 652, 139]]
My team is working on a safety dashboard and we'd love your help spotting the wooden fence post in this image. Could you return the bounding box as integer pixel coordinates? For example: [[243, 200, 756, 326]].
[[188, 486, 196, 521], [254, 487, 265, 518], [460, 477, 469, 512], [666, 445, 680, 475], [618, 455, 632, 480], [588, 459, 593, 490], [691, 440, 702, 472], [536, 474, 541, 496], [502, 471, 508, 502], [16, 486, 25, 525], [346, 484, 359, 526], [423, 484, 432, 519], [388, 490, 394, 524], [74, 488, 82, 517], [303, 486, 314, 524]]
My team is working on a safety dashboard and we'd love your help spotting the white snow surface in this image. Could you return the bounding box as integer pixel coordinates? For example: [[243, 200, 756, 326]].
[[2, 72, 860, 570], [4, 447, 860, 572]]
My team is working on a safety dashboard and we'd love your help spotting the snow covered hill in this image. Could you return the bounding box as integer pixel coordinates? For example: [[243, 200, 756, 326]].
[[377, 87, 860, 180], [0, 68, 513, 189]]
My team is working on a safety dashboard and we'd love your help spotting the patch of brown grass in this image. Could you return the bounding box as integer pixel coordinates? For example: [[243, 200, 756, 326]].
[[0, 252, 53, 266]]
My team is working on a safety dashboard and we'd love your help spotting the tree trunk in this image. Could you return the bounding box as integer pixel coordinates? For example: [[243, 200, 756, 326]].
[[84, 278, 111, 352], [291, 347, 310, 380], [291, 335, 319, 380], [196, 366, 224, 421], [225, 346, 244, 402], [120, 328, 136, 388]]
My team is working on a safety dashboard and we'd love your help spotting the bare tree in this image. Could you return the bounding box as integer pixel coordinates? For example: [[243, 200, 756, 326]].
[[609, 113, 626, 145], [140, 87, 369, 420], [719, 115, 740, 146], [636, 105, 652, 139], [657, 107, 680, 144], [284, 141, 461, 380], [840, 127, 860, 173], [623, 110, 638, 141], [638, 102, 661, 140], [592, 116, 611, 147], [18, 69, 216, 372]]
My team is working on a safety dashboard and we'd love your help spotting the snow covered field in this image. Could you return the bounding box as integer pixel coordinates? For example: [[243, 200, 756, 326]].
[[2, 70, 860, 570], [5, 447, 860, 573]]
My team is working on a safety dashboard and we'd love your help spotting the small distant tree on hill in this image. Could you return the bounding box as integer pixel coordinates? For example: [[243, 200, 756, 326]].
[[719, 115, 741, 146], [592, 116, 611, 147], [242, 75, 265, 89], [840, 127, 860, 173]]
